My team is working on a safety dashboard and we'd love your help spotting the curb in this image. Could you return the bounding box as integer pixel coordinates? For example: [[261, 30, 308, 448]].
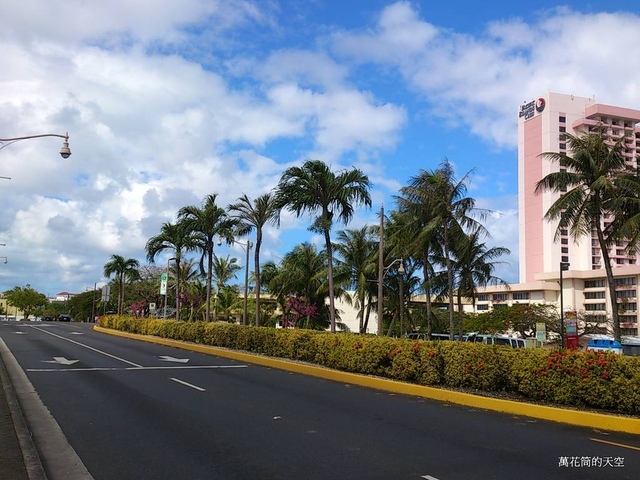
[[0, 336, 94, 480], [93, 326, 640, 435], [0, 337, 47, 480]]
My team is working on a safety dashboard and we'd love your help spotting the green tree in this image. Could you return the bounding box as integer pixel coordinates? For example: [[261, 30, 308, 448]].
[[103, 255, 140, 315], [212, 255, 241, 292], [178, 194, 237, 322], [451, 229, 510, 337], [67, 290, 98, 322], [3, 285, 48, 320], [228, 193, 280, 327], [534, 129, 634, 341], [335, 226, 378, 333], [398, 161, 486, 339], [275, 160, 371, 332], [145, 220, 195, 321]]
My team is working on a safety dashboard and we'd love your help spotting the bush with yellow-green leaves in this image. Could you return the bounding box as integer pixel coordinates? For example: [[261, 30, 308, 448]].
[[98, 316, 640, 415]]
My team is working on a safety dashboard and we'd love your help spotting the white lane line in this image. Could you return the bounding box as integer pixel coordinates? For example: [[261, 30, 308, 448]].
[[31, 326, 143, 367], [27, 365, 248, 372], [170, 377, 206, 392]]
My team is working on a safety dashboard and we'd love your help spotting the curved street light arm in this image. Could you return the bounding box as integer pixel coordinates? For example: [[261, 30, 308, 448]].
[[0, 133, 71, 158]]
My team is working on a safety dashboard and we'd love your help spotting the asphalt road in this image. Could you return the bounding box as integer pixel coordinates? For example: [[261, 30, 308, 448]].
[[1, 321, 639, 480]]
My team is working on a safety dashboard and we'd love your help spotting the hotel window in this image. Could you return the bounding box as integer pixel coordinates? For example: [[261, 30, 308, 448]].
[[513, 292, 530, 300], [562, 256, 569, 263], [559, 116, 566, 123], [562, 247, 568, 253], [492, 293, 508, 302], [559, 126, 566, 132], [614, 277, 636, 286], [561, 238, 568, 245], [585, 279, 606, 288], [560, 229, 568, 236], [585, 303, 606, 311], [559, 143, 566, 150], [477, 304, 489, 311], [616, 290, 637, 298], [584, 291, 605, 299], [477, 294, 489, 301]]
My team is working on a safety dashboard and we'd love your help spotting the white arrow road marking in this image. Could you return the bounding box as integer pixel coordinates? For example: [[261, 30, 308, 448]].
[[170, 377, 205, 391], [421, 475, 441, 480], [43, 357, 80, 366], [31, 326, 142, 367], [70, 332, 84, 335], [159, 355, 189, 363], [15, 331, 27, 334]]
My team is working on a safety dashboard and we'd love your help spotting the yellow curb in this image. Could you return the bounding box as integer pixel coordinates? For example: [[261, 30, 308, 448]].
[[94, 326, 640, 435]]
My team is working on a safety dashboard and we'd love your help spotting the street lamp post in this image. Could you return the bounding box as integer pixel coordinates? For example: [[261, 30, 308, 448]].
[[164, 257, 177, 319], [230, 239, 253, 325], [0, 133, 71, 158], [559, 261, 570, 349]]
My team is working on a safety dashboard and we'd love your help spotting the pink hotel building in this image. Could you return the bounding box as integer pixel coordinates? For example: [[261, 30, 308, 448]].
[[474, 92, 640, 336]]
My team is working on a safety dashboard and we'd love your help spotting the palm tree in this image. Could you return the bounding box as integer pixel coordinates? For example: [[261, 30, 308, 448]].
[[335, 226, 378, 333], [387, 207, 439, 338], [405, 160, 486, 339], [178, 194, 237, 322], [275, 160, 371, 332], [212, 255, 241, 291], [451, 228, 510, 337], [228, 193, 280, 326], [103, 254, 140, 315], [534, 129, 634, 341], [145, 220, 195, 321]]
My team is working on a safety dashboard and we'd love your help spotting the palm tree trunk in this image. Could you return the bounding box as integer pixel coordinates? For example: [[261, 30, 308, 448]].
[[175, 260, 181, 322], [254, 235, 262, 327], [363, 295, 372, 332], [205, 246, 213, 322], [422, 257, 433, 339], [118, 275, 124, 315], [359, 287, 366, 333], [596, 225, 621, 341], [443, 225, 455, 340], [324, 228, 337, 333]]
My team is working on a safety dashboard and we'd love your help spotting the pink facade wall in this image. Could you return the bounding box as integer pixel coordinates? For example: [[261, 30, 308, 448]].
[[522, 115, 544, 283]]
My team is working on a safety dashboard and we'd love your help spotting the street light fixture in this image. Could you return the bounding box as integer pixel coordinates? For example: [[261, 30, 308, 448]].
[[0, 257, 7, 264], [0, 133, 71, 158], [559, 261, 570, 349]]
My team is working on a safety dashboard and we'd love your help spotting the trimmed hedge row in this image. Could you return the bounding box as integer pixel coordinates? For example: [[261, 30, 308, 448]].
[[98, 316, 640, 415]]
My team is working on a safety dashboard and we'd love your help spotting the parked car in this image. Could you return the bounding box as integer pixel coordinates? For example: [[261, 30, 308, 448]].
[[42, 316, 54, 321], [58, 314, 72, 322]]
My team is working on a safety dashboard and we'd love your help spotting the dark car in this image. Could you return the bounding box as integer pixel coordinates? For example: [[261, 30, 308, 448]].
[[42, 316, 54, 321], [58, 314, 72, 322]]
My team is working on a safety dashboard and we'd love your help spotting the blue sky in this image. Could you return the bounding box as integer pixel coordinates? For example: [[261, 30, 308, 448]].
[[2, 1, 640, 297]]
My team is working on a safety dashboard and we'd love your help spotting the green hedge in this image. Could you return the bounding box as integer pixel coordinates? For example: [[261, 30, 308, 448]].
[[98, 316, 640, 415]]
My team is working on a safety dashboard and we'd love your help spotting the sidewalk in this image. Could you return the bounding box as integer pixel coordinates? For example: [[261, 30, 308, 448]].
[[0, 353, 30, 480]]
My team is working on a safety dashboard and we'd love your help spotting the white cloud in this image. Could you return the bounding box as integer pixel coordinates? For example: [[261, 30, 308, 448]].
[[3, 1, 640, 296]]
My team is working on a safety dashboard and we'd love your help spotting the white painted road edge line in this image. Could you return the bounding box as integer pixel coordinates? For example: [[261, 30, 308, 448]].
[[170, 377, 206, 392]]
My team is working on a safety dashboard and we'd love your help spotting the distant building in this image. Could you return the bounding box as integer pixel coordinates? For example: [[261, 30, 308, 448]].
[[473, 93, 640, 336]]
